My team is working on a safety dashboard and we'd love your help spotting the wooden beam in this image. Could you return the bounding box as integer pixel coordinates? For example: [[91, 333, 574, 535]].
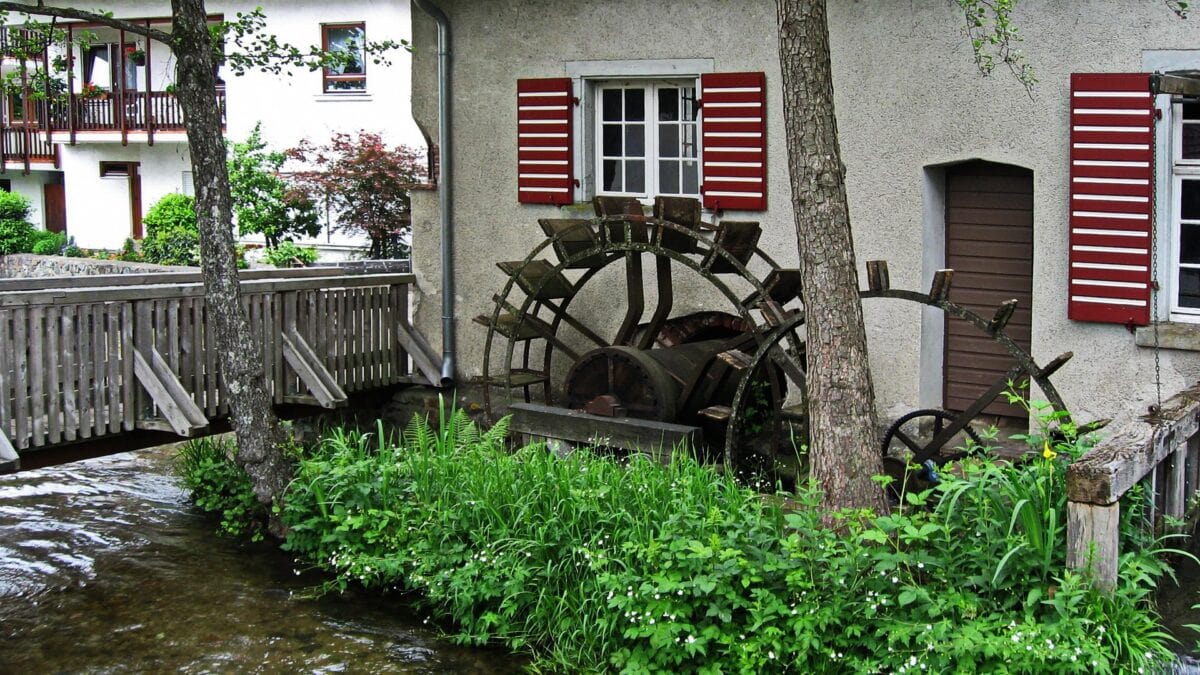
[[928, 269, 953, 303], [132, 346, 207, 437], [281, 328, 347, 409], [1066, 501, 1119, 592], [396, 318, 442, 386], [866, 260, 890, 292], [1067, 382, 1200, 504], [1152, 72, 1200, 97], [509, 403, 700, 463]]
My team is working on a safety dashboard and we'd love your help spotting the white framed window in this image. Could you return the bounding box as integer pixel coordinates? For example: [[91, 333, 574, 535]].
[[1169, 99, 1200, 320], [592, 80, 699, 199]]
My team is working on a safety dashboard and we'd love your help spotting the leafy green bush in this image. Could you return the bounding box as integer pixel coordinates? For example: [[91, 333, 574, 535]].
[[0, 190, 31, 221], [268, 407, 1182, 673], [30, 230, 67, 255], [0, 218, 36, 254], [262, 240, 318, 268], [176, 436, 267, 541], [141, 193, 200, 266]]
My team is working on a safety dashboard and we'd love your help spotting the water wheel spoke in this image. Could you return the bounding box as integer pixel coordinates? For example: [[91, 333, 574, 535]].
[[891, 427, 926, 456], [636, 256, 674, 350], [614, 252, 645, 346]]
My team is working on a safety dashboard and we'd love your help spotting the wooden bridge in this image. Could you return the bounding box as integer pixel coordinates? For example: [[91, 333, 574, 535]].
[[0, 268, 440, 469]]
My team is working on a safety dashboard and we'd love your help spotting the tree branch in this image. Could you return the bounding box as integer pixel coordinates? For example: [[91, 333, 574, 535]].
[[0, 3, 173, 44]]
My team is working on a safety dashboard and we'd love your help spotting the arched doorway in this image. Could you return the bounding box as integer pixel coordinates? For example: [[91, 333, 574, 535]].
[[943, 160, 1033, 420]]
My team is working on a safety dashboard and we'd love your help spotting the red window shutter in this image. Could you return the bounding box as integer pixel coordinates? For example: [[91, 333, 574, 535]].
[[701, 72, 767, 211], [1068, 73, 1154, 325], [517, 78, 574, 205]]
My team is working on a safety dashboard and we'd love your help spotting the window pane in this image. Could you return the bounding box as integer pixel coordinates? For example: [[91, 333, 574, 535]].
[[1183, 179, 1200, 221], [603, 160, 622, 192], [659, 125, 678, 158], [626, 160, 645, 193], [682, 161, 699, 195], [659, 160, 679, 194], [602, 90, 622, 121], [602, 124, 622, 157], [625, 124, 645, 156], [1183, 123, 1200, 160], [1179, 268, 1200, 308], [1185, 101, 1200, 121], [681, 124, 697, 158], [680, 88, 697, 122], [1182, 224, 1200, 264], [624, 89, 644, 122], [658, 88, 678, 121], [327, 26, 365, 74]]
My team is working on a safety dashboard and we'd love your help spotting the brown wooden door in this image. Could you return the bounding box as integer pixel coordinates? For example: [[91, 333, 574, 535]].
[[43, 182, 66, 233], [943, 161, 1033, 419]]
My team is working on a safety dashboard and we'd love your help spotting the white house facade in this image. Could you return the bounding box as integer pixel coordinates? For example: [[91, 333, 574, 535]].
[[1, 1, 424, 253]]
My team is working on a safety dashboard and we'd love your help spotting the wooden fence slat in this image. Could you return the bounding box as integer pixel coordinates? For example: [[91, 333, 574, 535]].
[[203, 299, 217, 417], [167, 298, 180, 374], [45, 305, 61, 444], [92, 303, 107, 436], [61, 307, 78, 441], [121, 302, 134, 432], [316, 290, 328, 385], [180, 297, 193, 402], [336, 289, 347, 388], [76, 305, 92, 439], [13, 308, 28, 448], [0, 309, 10, 442], [107, 307, 121, 434], [272, 292, 283, 404], [29, 306, 44, 447]]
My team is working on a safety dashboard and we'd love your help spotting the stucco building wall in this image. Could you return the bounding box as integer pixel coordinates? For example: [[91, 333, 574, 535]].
[[409, 0, 1200, 425]]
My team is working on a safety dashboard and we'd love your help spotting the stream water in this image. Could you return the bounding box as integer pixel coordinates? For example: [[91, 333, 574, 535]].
[[0, 446, 524, 673]]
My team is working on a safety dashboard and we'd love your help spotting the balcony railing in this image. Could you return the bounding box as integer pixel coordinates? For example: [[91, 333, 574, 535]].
[[0, 88, 226, 167]]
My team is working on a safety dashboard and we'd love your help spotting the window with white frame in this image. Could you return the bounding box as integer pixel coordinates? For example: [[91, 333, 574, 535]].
[[1170, 99, 1200, 318], [594, 80, 699, 198]]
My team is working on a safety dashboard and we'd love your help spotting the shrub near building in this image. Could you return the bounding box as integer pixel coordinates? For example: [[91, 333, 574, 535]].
[[141, 193, 201, 266]]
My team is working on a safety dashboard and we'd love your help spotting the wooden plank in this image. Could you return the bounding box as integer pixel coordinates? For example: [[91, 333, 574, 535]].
[[179, 297, 193, 398], [77, 305, 92, 439], [45, 305, 61, 444], [135, 301, 154, 425], [121, 303, 135, 431], [29, 306, 44, 447], [315, 290, 328, 386], [509, 403, 700, 462], [0, 266, 347, 293], [394, 285, 408, 380], [1066, 501, 1120, 592], [281, 328, 348, 408], [1067, 383, 1200, 504], [12, 308, 28, 449], [0, 273, 415, 308], [132, 346, 208, 436], [272, 292, 283, 404], [60, 307, 78, 442], [203, 298, 217, 416], [0, 310, 10, 443], [1166, 446, 1187, 526], [397, 318, 442, 386], [167, 298, 180, 374], [107, 307, 121, 434]]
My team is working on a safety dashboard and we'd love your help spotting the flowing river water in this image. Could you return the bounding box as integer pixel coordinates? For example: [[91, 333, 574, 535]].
[[0, 445, 524, 673]]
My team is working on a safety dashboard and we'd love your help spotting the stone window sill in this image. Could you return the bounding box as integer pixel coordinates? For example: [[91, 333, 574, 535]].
[[1134, 322, 1200, 351]]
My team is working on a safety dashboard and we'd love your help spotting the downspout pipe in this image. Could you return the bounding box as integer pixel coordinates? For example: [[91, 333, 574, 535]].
[[412, 0, 455, 386]]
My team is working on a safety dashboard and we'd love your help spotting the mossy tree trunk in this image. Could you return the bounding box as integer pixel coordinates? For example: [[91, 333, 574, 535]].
[[776, 0, 886, 514], [172, 0, 292, 528]]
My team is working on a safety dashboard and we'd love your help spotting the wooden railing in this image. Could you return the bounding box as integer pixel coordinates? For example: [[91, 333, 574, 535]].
[[67, 89, 222, 132], [1066, 383, 1200, 589], [0, 127, 56, 163], [0, 269, 440, 456]]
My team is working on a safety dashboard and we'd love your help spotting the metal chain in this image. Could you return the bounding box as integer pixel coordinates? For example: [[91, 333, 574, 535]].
[[1151, 97, 1163, 413]]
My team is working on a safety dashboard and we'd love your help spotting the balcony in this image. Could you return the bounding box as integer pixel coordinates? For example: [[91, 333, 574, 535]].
[[0, 88, 227, 168]]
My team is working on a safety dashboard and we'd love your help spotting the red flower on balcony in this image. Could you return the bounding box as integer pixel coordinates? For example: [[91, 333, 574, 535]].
[[125, 45, 146, 65]]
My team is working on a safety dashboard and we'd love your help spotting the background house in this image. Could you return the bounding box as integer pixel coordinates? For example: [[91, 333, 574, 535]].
[[1, 0, 424, 256], [407, 0, 1200, 429]]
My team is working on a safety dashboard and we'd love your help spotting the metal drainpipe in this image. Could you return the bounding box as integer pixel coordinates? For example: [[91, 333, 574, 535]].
[[411, 0, 455, 386]]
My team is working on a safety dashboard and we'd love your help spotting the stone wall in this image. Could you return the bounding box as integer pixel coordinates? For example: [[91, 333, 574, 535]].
[[0, 254, 195, 278]]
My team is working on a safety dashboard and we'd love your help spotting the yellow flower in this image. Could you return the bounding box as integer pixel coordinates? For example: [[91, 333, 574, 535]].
[[1043, 440, 1057, 460]]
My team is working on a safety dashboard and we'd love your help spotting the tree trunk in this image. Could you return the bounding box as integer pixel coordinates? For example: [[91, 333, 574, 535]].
[[776, 0, 886, 513], [172, 0, 293, 526]]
